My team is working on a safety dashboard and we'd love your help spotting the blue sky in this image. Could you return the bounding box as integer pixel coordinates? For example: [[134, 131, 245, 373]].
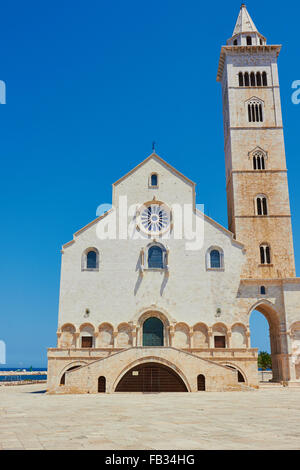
[[1, 1, 299, 367]]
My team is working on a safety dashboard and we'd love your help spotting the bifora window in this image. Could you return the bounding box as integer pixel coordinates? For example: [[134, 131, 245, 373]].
[[256, 195, 268, 215], [260, 244, 271, 265], [253, 152, 265, 170]]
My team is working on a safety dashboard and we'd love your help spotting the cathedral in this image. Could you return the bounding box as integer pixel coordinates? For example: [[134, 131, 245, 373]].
[[47, 5, 300, 393]]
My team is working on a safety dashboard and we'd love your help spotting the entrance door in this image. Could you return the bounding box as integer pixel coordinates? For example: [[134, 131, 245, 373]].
[[115, 362, 188, 392], [143, 317, 164, 346]]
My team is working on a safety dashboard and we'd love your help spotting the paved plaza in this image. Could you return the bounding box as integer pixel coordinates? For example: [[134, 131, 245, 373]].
[[0, 384, 300, 450]]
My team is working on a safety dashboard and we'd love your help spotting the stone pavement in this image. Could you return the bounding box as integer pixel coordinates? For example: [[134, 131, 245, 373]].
[[0, 384, 300, 450]]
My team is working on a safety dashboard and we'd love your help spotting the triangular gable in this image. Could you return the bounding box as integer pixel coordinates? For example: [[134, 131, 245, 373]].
[[113, 152, 195, 188]]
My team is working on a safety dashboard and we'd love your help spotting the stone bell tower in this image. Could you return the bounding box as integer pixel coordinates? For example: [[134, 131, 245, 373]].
[[217, 4, 296, 279]]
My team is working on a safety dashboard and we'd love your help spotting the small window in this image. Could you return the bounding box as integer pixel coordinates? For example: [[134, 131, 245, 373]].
[[214, 336, 226, 348], [253, 152, 265, 170], [247, 100, 263, 123], [233, 39, 238, 46], [81, 336, 93, 348], [250, 72, 256, 87], [239, 72, 244, 87], [148, 245, 164, 269], [244, 72, 250, 87], [87, 251, 97, 269], [197, 374, 206, 391], [256, 72, 262, 87], [150, 173, 158, 187], [260, 286, 266, 295], [247, 36, 252, 45], [210, 250, 221, 268], [262, 71, 268, 86]]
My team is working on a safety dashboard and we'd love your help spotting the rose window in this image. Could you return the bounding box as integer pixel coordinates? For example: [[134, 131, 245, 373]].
[[139, 204, 170, 234]]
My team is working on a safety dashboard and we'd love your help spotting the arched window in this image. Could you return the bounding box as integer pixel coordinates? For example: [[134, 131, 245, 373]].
[[197, 374, 206, 391], [260, 286, 266, 295], [253, 151, 265, 170], [143, 317, 164, 346], [250, 72, 256, 86], [82, 248, 99, 271], [87, 251, 97, 269], [244, 72, 250, 87], [233, 39, 238, 46], [256, 196, 268, 216], [256, 72, 262, 87], [210, 250, 221, 268], [262, 71, 268, 86], [150, 173, 158, 187], [260, 244, 271, 265], [98, 376, 106, 393], [238, 72, 244, 86], [247, 36, 252, 45], [148, 245, 164, 269]]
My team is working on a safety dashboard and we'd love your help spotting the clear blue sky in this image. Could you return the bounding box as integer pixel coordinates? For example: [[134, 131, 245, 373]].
[[1, 1, 299, 367]]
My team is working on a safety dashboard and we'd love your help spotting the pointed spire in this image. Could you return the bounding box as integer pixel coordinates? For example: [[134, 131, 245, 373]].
[[233, 4, 259, 36]]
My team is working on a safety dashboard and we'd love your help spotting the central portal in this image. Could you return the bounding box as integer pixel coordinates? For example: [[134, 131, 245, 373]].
[[143, 317, 164, 346], [115, 362, 188, 392]]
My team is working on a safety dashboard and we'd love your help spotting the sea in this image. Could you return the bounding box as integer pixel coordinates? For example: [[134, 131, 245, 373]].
[[0, 367, 47, 382]]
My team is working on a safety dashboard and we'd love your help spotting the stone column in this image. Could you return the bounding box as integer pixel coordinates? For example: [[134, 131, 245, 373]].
[[208, 328, 213, 349], [189, 327, 194, 349], [227, 329, 232, 349]]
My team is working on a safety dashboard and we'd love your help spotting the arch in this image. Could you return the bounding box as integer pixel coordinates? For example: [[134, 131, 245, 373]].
[[260, 243, 271, 264], [79, 323, 95, 348], [116, 322, 132, 348], [212, 323, 228, 348], [222, 363, 246, 383], [143, 317, 164, 346], [59, 361, 87, 386], [148, 244, 164, 269], [206, 246, 224, 270], [244, 72, 250, 87], [262, 71, 268, 86], [255, 194, 268, 216], [173, 322, 190, 348], [256, 71, 262, 87], [150, 173, 158, 187], [81, 247, 99, 271], [193, 323, 209, 348], [59, 323, 76, 348], [136, 310, 170, 346], [238, 72, 244, 87], [231, 323, 247, 348], [248, 301, 284, 382], [98, 323, 114, 347], [114, 359, 189, 392], [98, 376, 106, 393], [197, 374, 206, 391]]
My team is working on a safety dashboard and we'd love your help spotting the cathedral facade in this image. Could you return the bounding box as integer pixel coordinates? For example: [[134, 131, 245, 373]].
[[47, 5, 300, 393]]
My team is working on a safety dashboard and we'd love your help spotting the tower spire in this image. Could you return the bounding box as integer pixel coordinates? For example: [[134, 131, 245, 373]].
[[233, 4, 258, 35], [226, 4, 266, 46]]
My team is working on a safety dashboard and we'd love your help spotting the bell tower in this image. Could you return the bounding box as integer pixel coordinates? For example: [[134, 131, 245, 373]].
[[217, 4, 295, 279]]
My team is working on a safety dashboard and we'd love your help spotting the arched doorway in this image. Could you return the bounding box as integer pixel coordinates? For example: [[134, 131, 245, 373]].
[[249, 303, 284, 382], [115, 362, 188, 392], [143, 317, 164, 346], [98, 376, 106, 393], [197, 374, 206, 391]]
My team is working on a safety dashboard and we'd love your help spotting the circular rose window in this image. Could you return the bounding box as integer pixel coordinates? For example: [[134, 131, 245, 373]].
[[139, 203, 170, 234]]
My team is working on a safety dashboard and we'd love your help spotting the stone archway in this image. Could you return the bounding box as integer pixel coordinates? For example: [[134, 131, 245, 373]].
[[249, 301, 286, 382], [137, 310, 171, 347], [115, 362, 188, 392]]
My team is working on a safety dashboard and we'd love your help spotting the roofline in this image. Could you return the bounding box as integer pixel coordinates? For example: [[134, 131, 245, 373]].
[[196, 208, 245, 250], [112, 152, 196, 187], [217, 44, 282, 82], [61, 209, 113, 251]]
